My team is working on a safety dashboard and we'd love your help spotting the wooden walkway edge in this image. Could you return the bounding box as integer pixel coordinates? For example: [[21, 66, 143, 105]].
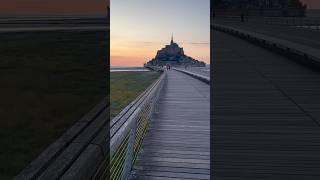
[[212, 29, 320, 179], [15, 98, 109, 180], [212, 23, 320, 70], [130, 70, 210, 180]]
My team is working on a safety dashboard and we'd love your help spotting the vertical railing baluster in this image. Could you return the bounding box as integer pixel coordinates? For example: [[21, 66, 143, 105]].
[[115, 73, 166, 180], [122, 108, 139, 180]]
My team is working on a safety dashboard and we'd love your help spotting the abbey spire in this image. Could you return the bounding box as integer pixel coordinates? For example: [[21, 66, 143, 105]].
[[145, 34, 205, 67]]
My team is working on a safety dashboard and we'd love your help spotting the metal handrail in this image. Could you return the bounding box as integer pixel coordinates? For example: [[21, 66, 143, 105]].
[[106, 72, 166, 180], [212, 23, 320, 69], [174, 68, 210, 84]]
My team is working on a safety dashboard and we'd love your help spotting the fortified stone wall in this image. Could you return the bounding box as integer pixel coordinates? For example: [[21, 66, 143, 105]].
[[146, 39, 205, 67], [213, 0, 306, 17], [214, 8, 306, 17]]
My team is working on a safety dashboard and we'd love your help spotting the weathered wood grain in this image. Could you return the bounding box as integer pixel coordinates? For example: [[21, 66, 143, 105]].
[[212, 29, 320, 179], [131, 70, 210, 180]]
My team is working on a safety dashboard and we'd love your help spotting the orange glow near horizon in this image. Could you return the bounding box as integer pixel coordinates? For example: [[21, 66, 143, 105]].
[[111, 0, 210, 67], [0, 0, 107, 15], [302, 0, 320, 9], [111, 38, 210, 67]]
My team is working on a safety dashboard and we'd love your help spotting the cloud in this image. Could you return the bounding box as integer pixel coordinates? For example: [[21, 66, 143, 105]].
[[185, 42, 210, 45], [127, 41, 166, 48], [139, 41, 158, 44], [134, 41, 163, 45]]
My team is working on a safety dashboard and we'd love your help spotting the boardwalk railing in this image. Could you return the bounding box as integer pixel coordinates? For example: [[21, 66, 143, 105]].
[[15, 98, 109, 180], [212, 23, 320, 70], [144, 65, 165, 72], [108, 72, 166, 180], [174, 68, 210, 84]]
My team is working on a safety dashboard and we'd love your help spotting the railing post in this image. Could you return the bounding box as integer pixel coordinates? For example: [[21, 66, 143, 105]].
[[110, 73, 166, 180], [122, 109, 139, 180], [151, 78, 161, 120]]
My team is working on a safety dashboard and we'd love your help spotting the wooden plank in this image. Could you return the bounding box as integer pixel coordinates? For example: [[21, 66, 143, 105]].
[[212, 29, 320, 179], [130, 70, 210, 179], [15, 98, 108, 180], [212, 23, 320, 69], [60, 145, 104, 180]]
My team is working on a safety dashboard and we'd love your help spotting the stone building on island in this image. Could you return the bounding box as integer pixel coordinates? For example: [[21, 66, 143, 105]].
[[145, 35, 206, 67], [214, 0, 306, 17]]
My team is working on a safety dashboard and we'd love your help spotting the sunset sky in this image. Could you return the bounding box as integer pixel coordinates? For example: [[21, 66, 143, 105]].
[[0, 0, 318, 16], [111, 0, 210, 67], [0, 0, 108, 16], [0, 0, 318, 15], [1, 0, 319, 66], [302, 0, 320, 9]]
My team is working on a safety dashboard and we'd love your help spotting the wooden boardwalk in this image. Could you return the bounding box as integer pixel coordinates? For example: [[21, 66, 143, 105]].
[[213, 19, 320, 50], [130, 70, 210, 180], [212, 29, 320, 179]]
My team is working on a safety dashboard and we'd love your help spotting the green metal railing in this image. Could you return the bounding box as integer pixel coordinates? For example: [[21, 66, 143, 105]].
[[95, 72, 166, 180]]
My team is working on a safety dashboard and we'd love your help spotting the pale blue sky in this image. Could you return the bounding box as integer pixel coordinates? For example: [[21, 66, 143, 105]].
[[111, 0, 210, 66]]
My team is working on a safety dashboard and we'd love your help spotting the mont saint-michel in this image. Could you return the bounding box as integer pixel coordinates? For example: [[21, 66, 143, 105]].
[[145, 36, 206, 67]]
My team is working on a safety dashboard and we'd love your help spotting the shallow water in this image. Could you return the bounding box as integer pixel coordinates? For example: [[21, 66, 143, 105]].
[[110, 66, 150, 72], [110, 69, 150, 72]]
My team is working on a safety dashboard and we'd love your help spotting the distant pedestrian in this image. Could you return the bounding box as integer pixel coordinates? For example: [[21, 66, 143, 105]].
[[241, 13, 244, 22]]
